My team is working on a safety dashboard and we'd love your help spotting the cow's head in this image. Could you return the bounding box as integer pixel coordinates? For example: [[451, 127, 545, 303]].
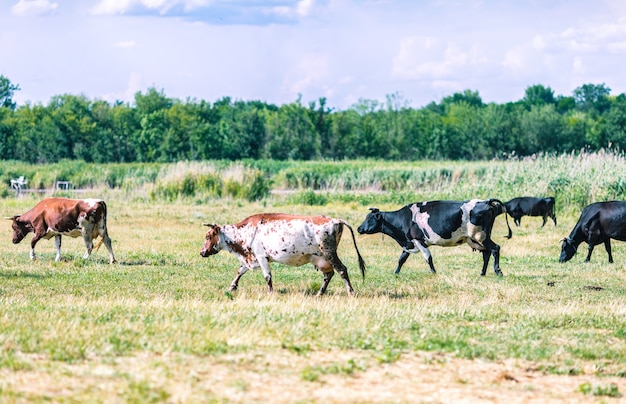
[[357, 208, 383, 234], [200, 223, 222, 257], [6, 215, 32, 244], [559, 237, 577, 262]]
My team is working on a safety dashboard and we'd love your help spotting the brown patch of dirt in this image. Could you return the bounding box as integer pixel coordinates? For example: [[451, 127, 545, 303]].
[[1, 350, 625, 402]]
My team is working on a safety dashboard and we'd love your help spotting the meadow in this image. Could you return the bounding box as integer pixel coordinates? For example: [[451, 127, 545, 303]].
[[1, 153, 626, 402]]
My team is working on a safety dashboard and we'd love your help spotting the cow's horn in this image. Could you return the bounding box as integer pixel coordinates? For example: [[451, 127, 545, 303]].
[[202, 223, 216, 227], [558, 237, 566, 243], [4, 216, 15, 220]]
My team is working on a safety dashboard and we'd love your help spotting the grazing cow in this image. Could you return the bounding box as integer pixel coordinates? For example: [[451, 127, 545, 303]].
[[559, 201, 626, 263], [357, 199, 511, 276], [7, 197, 116, 263], [200, 213, 366, 295], [504, 196, 557, 227]]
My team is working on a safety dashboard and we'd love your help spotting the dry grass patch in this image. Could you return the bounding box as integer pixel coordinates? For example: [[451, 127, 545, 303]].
[[2, 350, 625, 402]]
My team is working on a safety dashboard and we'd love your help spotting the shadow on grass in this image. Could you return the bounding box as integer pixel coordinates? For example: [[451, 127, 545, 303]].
[[0, 270, 46, 279]]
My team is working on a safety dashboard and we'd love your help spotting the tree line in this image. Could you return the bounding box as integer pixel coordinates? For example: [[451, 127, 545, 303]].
[[1, 75, 625, 163]]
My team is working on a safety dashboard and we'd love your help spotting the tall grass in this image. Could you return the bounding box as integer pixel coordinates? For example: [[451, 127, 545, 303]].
[[2, 150, 626, 211]]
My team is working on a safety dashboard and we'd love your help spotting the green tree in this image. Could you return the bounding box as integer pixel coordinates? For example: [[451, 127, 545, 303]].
[[0, 75, 20, 110], [264, 99, 319, 160], [519, 104, 563, 154], [48, 94, 96, 161], [600, 95, 626, 150], [523, 84, 555, 109], [573, 83, 611, 114], [441, 89, 483, 108], [481, 103, 520, 156], [441, 101, 488, 159]]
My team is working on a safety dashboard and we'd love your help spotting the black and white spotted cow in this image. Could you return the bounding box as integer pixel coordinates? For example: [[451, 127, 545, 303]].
[[357, 199, 511, 276]]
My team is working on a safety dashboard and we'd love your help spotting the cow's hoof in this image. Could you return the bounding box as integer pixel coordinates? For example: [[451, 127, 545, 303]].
[[229, 285, 238, 292], [495, 271, 503, 276]]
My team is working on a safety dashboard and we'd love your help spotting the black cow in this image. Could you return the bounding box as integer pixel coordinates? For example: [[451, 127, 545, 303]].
[[504, 197, 557, 227], [560, 201, 626, 263], [357, 199, 512, 276]]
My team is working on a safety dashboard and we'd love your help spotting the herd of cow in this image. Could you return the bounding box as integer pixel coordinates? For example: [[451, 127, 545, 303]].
[[6, 196, 626, 295]]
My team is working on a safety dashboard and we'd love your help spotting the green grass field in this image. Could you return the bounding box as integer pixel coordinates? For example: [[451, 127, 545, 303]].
[[1, 159, 626, 402]]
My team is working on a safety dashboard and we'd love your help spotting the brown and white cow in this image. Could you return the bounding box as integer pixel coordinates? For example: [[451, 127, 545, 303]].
[[7, 197, 116, 263], [200, 213, 366, 295]]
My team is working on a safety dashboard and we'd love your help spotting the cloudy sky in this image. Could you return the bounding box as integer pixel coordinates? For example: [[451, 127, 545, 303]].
[[1, 0, 626, 110]]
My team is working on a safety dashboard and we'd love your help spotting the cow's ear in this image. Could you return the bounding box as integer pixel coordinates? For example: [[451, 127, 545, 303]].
[[202, 223, 220, 233], [368, 207, 380, 213]]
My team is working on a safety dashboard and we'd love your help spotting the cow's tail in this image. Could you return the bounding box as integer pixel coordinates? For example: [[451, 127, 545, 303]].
[[487, 199, 513, 239], [340, 220, 366, 281]]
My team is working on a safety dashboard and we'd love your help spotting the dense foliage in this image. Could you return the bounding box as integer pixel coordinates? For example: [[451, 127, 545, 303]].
[[1, 75, 625, 163]]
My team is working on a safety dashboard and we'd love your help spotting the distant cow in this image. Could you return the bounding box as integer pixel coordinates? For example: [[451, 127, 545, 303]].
[[200, 213, 366, 295], [357, 199, 511, 276], [7, 197, 116, 263], [560, 201, 626, 263], [504, 197, 557, 227]]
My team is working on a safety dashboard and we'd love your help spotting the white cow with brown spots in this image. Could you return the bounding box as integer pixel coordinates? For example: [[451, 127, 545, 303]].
[[200, 213, 366, 295], [8, 197, 116, 264]]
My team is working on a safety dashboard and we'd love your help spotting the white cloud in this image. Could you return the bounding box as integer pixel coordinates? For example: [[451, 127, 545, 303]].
[[502, 47, 526, 73], [273, 0, 316, 19], [284, 52, 329, 96], [91, 0, 211, 15], [114, 40, 136, 48], [91, 0, 133, 15], [572, 56, 585, 75], [11, 0, 58, 17], [392, 36, 470, 80], [560, 18, 626, 53], [101, 72, 143, 104], [296, 0, 315, 16]]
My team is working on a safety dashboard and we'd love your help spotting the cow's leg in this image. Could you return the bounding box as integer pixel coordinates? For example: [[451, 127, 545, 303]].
[[412, 240, 436, 273], [54, 235, 62, 262], [394, 251, 411, 274], [229, 265, 249, 291], [541, 216, 547, 227], [604, 239, 614, 263], [82, 234, 94, 260], [479, 240, 502, 276], [101, 232, 116, 264], [319, 230, 354, 295], [256, 256, 273, 293], [318, 269, 336, 296], [332, 259, 354, 295], [318, 251, 354, 295], [551, 212, 557, 226], [29, 234, 45, 260], [585, 244, 595, 262]]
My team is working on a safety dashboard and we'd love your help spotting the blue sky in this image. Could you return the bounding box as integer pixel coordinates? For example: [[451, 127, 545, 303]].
[[1, 0, 626, 109]]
